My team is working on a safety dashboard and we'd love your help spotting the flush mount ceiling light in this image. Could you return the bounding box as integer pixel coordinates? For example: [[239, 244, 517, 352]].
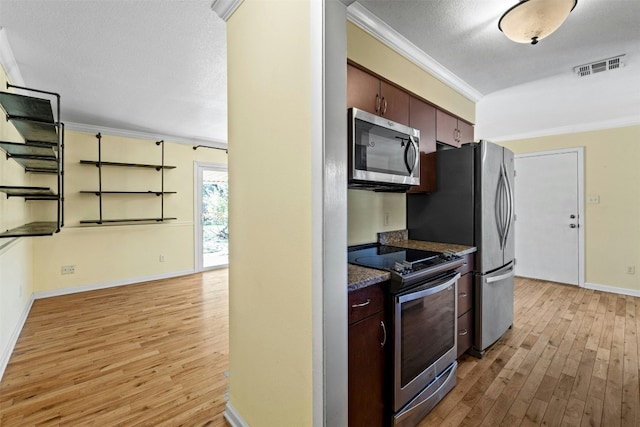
[[499, 0, 578, 45]]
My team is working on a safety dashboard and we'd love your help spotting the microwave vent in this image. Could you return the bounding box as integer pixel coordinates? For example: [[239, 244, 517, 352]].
[[574, 54, 625, 77]]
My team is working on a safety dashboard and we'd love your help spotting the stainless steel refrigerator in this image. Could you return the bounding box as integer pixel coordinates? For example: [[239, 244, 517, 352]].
[[407, 140, 515, 357]]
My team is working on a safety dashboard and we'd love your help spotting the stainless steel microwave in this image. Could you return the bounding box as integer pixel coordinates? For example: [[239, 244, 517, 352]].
[[348, 108, 420, 191]]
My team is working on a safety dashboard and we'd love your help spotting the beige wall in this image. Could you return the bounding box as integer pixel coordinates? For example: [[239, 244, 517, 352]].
[[32, 130, 225, 293], [0, 64, 225, 367], [0, 65, 36, 370], [226, 1, 315, 425], [501, 125, 640, 292], [347, 190, 406, 245], [346, 22, 476, 245], [347, 22, 475, 123], [0, 66, 35, 235]]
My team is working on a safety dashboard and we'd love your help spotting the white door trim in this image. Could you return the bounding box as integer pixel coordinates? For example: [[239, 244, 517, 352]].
[[194, 161, 229, 273], [515, 147, 585, 287]]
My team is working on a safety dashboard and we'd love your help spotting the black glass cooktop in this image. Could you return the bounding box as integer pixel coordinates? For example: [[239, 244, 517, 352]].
[[348, 244, 441, 271], [349, 244, 465, 291]]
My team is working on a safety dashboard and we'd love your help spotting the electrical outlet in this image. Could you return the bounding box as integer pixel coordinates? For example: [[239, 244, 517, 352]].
[[61, 265, 75, 275], [159, 255, 165, 263], [587, 195, 600, 204], [383, 212, 390, 226], [626, 266, 636, 275]]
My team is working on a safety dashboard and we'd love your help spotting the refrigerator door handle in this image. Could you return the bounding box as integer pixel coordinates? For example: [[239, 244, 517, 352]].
[[486, 267, 515, 284], [502, 162, 514, 248], [495, 165, 508, 249], [495, 170, 504, 246]]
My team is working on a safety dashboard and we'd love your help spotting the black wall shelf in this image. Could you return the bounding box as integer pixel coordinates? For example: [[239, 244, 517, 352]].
[[0, 185, 58, 199], [80, 191, 177, 196], [0, 141, 58, 173], [0, 84, 64, 238], [79, 160, 176, 170], [79, 217, 177, 225], [79, 133, 176, 225], [0, 221, 60, 238]]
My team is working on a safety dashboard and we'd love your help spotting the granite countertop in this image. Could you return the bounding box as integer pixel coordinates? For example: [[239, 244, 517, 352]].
[[388, 240, 476, 256], [347, 236, 476, 292], [347, 264, 391, 292]]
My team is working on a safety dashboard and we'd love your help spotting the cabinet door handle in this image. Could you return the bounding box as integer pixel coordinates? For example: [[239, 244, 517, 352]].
[[382, 97, 388, 115], [375, 94, 381, 113], [459, 292, 468, 298], [351, 299, 370, 308], [459, 328, 468, 336], [380, 320, 387, 347]]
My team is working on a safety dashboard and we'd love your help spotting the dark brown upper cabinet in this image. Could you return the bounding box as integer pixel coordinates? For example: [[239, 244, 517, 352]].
[[436, 109, 474, 147], [347, 63, 409, 126], [407, 96, 437, 193]]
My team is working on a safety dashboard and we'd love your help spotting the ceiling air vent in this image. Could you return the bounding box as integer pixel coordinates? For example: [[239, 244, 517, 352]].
[[574, 55, 625, 77]]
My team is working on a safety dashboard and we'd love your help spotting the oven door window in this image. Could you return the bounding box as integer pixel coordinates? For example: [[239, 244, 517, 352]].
[[400, 284, 455, 387], [354, 118, 417, 177]]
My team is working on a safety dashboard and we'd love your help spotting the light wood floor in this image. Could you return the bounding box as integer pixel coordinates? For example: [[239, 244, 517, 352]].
[[0, 270, 230, 427], [421, 277, 640, 427], [2, 273, 639, 426]]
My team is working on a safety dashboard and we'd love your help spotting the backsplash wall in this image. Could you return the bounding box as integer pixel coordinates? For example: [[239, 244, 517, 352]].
[[347, 189, 406, 245]]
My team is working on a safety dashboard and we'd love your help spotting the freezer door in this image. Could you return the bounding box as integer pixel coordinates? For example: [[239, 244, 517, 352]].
[[474, 263, 514, 354], [476, 141, 505, 273]]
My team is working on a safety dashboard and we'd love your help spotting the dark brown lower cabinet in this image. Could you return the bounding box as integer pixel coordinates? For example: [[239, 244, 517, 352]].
[[348, 282, 387, 426], [348, 310, 386, 427], [457, 309, 474, 358], [457, 253, 475, 358]]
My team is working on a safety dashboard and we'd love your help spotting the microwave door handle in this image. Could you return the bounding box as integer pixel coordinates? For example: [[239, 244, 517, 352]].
[[405, 135, 419, 174]]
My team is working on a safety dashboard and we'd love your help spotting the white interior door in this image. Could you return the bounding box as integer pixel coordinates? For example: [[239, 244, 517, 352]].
[[514, 149, 584, 286]]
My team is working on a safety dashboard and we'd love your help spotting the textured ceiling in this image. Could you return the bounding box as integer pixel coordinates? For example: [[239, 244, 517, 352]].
[[0, 0, 227, 144], [356, 0, 640, 95], [0, 0, 638, 144]]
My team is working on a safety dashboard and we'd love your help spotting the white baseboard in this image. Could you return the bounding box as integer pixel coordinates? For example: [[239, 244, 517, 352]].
[[33, 269, 195, 300], [584, 282, 640, 298], [224, 403, 250, 427], [0, 293, 34, 382]]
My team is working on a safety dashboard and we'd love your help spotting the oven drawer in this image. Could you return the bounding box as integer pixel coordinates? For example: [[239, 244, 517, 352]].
[[348, 282, 385, 325], [457, 273, 473, 315], [457, 309, 474, 358], [457, 253, 475, 276]]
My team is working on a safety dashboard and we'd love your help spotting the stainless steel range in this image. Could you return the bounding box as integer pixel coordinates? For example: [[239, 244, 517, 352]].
[[348, 245, 464, 426]]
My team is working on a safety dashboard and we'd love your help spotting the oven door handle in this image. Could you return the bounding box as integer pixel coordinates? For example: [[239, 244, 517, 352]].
[[414, 362, 456, 408], [398, 272, 460, 304]]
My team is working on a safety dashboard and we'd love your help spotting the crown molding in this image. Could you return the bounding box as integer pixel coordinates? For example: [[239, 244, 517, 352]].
[[211, 0, 243, 21], [0, 27, 25, 86], [64, 121, 228, 149], [346, 3, 483, 102], [487, 115, 640, 142]]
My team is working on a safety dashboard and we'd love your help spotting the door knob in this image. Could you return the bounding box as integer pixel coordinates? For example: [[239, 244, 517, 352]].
[[570, 224, 578, 228]]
